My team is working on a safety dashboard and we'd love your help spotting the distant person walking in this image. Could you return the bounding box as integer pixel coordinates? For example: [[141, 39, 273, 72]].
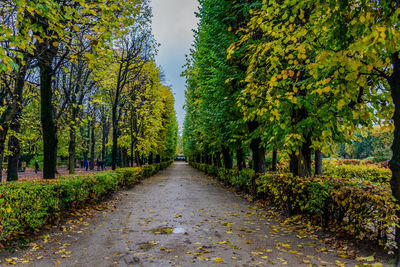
[[85, 160, 89, 171], [34, 160, 39, 174]]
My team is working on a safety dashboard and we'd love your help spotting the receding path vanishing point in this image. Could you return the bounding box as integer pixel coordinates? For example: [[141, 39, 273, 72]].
[[0, 163, 386, 266]]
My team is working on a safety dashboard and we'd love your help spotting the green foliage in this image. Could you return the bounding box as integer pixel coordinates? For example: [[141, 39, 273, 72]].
[[257, 172, 398, 250], [190, 161, 398, 250], [323, 160, 391, 184], [0, 161, 172, 242]]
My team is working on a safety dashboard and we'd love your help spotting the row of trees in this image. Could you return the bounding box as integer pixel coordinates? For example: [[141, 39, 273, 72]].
[[183, 0, 399, 248], [0, 0, 178, 181]]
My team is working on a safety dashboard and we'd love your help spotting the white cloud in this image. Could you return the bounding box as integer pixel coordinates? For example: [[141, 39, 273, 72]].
[[151, 0, 198, 133]]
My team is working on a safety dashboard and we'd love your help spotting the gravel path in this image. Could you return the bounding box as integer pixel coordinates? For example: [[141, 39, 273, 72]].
[[0, 162, 386, 266]]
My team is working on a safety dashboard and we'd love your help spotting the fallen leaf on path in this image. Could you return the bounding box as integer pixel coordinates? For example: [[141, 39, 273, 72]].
[[213, 257, 224, 263]]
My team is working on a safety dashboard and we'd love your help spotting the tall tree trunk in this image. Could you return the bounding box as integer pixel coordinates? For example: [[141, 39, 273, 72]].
[[272, 149, 277, 171], [236, 149, 245, 171], [222, 146, 233, 169], [213, 152, 221, 167], [40, 59, 57, 179], [291, 136, 312, 177], [101, 114, 109, 163], [135, 150, 141, 166], [85, 120, 90, 165], [389, 51, 400, 264], [156, 154, 161, 164], [7, 118, 21, 181], [68, 126, 76, 174], [0, 129, 8, 182], [130, 134, 134, 167], [315, 150, 323, 175], [118, 146, 123, 168], [111, 106, 118, 170], [250, 137, 266, 173], [0, 60, 27, 182], [90, 119, 95, 170], [247, 121, 266, 173], [207, 154, 212, 165], [149, 153, 154, 165]]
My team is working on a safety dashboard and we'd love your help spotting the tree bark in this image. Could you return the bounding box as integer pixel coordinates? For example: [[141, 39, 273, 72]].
[[272, 149, 277, 171], [149, 153, 154, 165], [250, 137, 266, 173], [68, 126, 76, 174], [135, 150, 141, 166], [156, 154, 161, 164], [236, 149, 245, 171], [7, 118, 21, 181], [291, 136, 312, 177], [101, 112, 109, 163], [212, 153, 219, 167], [0, 129, 7, 182], [247, 121, 266, 173], [40, 59, 57, 179], [222, 146, 233, 169], [389, 51, 400, 264], [111, 105, 118, 170], [90, 119, 95, 170], [315, 150, 323, 175]]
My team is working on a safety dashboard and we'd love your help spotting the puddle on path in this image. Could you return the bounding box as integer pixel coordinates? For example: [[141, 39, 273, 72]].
[[172, 227, 186, 234], [149, 227, 186, 235]]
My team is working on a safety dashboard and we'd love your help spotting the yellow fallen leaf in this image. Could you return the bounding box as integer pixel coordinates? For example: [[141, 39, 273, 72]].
[[278, 243, 290, 248], [214, 257, 224, 263], [356, 254, 375, 262]]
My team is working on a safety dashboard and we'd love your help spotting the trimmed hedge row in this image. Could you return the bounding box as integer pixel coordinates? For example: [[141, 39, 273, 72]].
[[0, 160, 173, 242], [190, 162, 255, 192], [190, 161, 398, 250], [322, 160, 391, 184]]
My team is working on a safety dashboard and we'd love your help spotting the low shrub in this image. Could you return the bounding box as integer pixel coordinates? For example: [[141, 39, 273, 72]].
[[323, 160, 391, 184], [190, 161, 398, 250], [189, 162, 255, 192], [0, 161, 172, 243], [257, 172, 398, 250]]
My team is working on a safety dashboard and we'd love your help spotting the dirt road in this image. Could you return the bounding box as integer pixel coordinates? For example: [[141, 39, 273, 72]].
[[0, 162, 386, 266]]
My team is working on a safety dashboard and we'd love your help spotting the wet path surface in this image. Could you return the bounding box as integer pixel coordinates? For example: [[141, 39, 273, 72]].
[[0, 163, 379, 266]]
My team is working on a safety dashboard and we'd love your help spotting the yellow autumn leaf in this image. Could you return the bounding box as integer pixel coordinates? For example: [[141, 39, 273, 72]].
[[214, 257, 224, 263]]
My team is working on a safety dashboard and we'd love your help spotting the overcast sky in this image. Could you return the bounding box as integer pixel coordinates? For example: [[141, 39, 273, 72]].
[[150, 0, 199, 134]]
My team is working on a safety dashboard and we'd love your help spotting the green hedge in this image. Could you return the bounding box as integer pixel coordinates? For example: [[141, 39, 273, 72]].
[[323, 160, 391, 184], [190, 161, 398, 250], [189, 162, 255, 192], [0, 161, 173, 242], [257, 172, 398, 249]]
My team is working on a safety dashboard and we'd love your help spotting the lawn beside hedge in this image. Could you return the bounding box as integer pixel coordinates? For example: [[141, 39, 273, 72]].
[[0, 160, 173, 243], [189, 161, 398, 251]]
